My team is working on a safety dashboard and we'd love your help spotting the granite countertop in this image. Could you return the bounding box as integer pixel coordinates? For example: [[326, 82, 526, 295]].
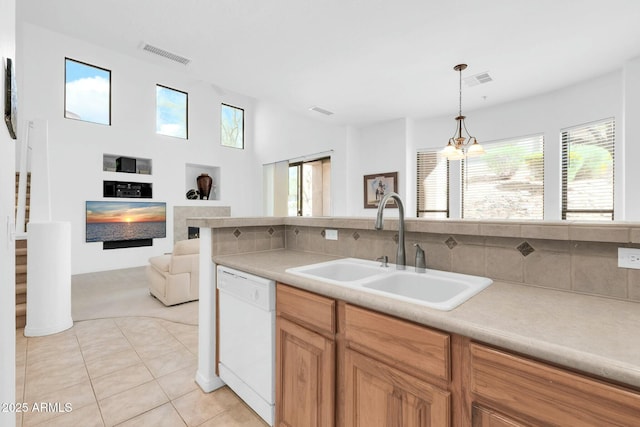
[[212, 249, 640, 390]]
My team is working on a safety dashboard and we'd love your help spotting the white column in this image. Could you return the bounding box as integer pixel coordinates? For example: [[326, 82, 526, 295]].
[[195, 227, 225, 392], [24, 221, 73, 337]]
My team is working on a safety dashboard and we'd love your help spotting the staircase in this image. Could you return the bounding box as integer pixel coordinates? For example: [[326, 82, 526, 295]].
[[15, 173, 30, 329]]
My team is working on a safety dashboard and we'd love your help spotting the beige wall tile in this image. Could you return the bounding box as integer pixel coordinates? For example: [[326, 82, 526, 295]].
[[486, 246, 524, 283], [628, 269, 640, 301], [479, 222, 521, 238], [451, 245, 486, 276], [521, 224, 569, 240], [568, 225, 629, 243], [523, 251, 572, 290], [571, 243, 628, 298]]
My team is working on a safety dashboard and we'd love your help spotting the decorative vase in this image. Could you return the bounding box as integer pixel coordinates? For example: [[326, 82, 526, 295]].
[[196, 173, 213, 200]]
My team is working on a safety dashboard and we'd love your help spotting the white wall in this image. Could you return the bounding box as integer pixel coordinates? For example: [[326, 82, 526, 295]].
[[253, 99, 349, 215], [20, 23, 260, 274], [623, 56, 640, 221], [348, 70, 632, 220], [346, 118, 409, 217], [0, 0, 16, 423]]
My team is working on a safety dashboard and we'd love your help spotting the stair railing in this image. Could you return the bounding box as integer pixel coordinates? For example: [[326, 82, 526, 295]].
[[15, 120, 32, 239]]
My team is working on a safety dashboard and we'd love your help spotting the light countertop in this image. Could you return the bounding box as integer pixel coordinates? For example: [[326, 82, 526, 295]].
[[212, 249, 640, 390]]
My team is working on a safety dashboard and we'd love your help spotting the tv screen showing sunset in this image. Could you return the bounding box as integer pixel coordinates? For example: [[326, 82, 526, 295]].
[[86, 201, 166, 242]]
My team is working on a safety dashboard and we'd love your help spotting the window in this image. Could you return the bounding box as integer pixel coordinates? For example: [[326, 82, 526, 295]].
[[561, 119, 615, 220], [156, 85, 188, 139], [416, 150, 449, 218], [221, 104, 244, 149], [64, 58, 111, 125], [288, 158, 331, 216], [462, 134, 544, 219]]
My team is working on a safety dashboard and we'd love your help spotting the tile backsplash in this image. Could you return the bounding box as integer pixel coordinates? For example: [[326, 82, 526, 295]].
[[200, 218, 640, 303]]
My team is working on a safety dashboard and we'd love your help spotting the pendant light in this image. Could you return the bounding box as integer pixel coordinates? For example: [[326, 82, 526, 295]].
[[442, 64, 484, 160]]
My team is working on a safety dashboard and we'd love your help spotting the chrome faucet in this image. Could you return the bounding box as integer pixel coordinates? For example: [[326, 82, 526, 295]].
[[374, 192, 406, 269]]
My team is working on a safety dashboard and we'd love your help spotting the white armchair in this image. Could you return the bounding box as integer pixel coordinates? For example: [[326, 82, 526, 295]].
[[147, 238, 200, 306]]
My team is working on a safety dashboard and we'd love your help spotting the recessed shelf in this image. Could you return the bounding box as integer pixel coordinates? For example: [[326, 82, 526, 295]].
[[185, 163, 221, 201], [103, 154, 152, 175]]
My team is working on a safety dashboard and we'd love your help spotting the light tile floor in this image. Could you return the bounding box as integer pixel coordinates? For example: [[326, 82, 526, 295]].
[[15, 317, 268, 427]]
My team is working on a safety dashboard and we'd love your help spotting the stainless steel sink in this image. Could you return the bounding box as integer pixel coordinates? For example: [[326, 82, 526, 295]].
[[286, 258, 492, 310]]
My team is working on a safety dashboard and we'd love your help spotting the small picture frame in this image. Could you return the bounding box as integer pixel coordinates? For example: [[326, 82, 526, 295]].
[[363, 172, 398, 209]]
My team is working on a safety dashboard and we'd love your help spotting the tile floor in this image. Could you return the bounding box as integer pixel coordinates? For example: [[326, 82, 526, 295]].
[[15, 317, 268, 427]]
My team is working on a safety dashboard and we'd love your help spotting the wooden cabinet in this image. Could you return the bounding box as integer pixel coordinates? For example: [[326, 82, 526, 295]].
[[276, 284, 336, 427], [343, 304, 451, 427], [274, 283, 640, 427], [468, 343, 640, 426], [344, 348, 450, 426], [472, 405, 528, 427]]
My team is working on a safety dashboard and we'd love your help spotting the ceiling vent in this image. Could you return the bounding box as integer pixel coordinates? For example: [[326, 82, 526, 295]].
[[463, 71, 493, 87], [141, 43, 191, 65], [309, 106, 334, 116]]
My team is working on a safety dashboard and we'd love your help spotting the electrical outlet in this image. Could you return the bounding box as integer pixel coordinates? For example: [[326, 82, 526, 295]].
[[618, 248, 640, 269], [325, 229, 338, 240]]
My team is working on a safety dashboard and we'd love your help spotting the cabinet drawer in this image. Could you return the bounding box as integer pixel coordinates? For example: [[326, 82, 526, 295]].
[[470, 343, 640, 426], [276, 283, 335, 336], [345, 304, 450, 382]]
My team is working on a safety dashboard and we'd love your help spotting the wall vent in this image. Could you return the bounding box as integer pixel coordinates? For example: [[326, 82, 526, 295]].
[[463, 71, 493, 87], [309, 106, 334, 116], [141, 43, 191, 65]]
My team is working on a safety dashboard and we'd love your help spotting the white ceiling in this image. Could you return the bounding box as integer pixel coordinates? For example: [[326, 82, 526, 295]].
[[17, 0, 640, 126]]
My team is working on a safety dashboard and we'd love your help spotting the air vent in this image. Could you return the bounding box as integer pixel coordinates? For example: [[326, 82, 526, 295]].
[[463, 71, 493, 87], [309, 106, 334, 116], [141, 43, 191, 65]]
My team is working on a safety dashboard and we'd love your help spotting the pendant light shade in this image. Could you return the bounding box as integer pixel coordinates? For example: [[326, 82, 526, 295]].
[[442, 64, 484, 160]]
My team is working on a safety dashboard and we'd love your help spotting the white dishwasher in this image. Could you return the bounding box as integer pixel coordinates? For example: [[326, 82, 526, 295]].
[[217, 266, 275, 426]]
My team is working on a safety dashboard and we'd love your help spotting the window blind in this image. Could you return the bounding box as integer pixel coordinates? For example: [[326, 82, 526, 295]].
[[462, 134, 544, 219], [416, 150, 449, 218], [561, 118, 615, 220]]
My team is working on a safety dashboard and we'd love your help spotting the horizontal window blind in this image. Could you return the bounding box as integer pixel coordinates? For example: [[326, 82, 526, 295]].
[[417, 150, 448, 218], [463, 134, 544, 219], [561, 118, 615, 220]]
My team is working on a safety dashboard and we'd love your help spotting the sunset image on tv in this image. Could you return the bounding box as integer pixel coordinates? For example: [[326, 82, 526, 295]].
[[86, 201, 166, 242]]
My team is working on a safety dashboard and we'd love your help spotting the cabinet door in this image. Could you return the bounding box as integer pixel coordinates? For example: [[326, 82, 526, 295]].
[[276, 316, 335, 427], [344, 348, 450, 427], [472, 405, 529, 427]]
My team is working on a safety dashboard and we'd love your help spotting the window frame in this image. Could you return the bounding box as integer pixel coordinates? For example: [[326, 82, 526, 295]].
[[561, 118, 615, 221], [156, 84, 189, 139], [221, 103, 245, 149], [461, 133, 545, 220], [64, 57, 112, 126], [416, 150, 450, 218]]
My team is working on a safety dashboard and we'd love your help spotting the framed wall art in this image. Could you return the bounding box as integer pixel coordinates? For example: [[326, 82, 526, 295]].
[[363, 172, 398, 208], [4, 58, 17, 139]]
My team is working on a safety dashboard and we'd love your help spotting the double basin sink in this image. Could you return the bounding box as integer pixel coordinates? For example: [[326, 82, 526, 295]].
[[286, 258, 492, 311]]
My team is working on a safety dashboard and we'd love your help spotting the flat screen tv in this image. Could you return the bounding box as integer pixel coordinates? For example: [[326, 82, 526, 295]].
[[86, 201, 166, 243]]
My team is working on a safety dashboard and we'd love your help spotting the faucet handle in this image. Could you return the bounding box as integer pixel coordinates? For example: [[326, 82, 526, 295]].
[[414, 243, 426, 273], [376, 255, 389, 267]]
